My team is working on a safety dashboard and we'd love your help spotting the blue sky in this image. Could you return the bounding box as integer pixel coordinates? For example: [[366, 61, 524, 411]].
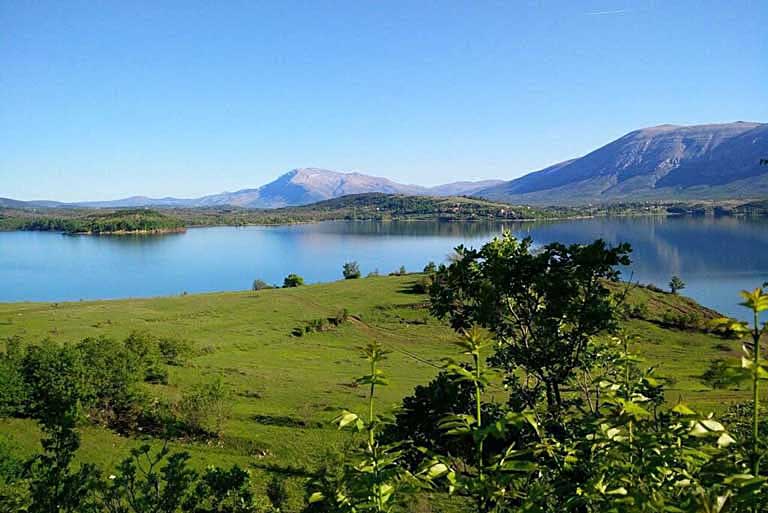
[[2, 1, 766, 201]]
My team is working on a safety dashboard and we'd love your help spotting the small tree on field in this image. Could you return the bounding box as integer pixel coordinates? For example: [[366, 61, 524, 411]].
[[252, 279, 272, 291], [669, 275, 685, 294], [342, 261, 361, 280], [423, 261, 437, 274], [429, 232, 631, 413], [283, 274, 304, 288]]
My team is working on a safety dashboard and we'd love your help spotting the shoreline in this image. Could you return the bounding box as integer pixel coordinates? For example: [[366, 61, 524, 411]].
[[65, 227, 187, 236]]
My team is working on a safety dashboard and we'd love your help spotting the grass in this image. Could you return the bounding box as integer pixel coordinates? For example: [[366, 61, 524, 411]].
[[0, 275, 751, 510]]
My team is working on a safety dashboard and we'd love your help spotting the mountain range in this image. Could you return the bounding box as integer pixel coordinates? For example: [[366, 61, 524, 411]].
[[2, 121, 766, 208], [478, 121, 768, 204], [0, 169, 503, 209]]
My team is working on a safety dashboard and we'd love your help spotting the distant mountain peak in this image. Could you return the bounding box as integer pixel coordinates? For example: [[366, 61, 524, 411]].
[[3, 168, 503, 209]]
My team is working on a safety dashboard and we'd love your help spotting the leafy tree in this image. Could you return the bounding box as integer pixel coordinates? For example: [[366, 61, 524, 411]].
[[283, 274, 305, 288], [429, 232, 631, 412], [76, 336, 144, 418], [124, 330, 169, 384], [21, 343, 101, 513], [670, 275, 686, 294], [423, 261, 437, 274], [342, 261, 361, 280]]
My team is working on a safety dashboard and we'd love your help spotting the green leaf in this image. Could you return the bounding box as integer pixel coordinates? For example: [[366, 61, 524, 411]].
[[308, 492, 325, 503], [425, 462, 450, 480], [499, 459, 537, 472], [334, 410, 360, 429], [672, 403, 696, 416]]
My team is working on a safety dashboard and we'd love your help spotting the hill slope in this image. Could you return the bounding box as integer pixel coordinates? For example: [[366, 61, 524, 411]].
[[478, 122, 768, 205], [0, 274, 746, 511]]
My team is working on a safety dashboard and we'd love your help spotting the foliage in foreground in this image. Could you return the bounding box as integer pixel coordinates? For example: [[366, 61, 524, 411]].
[[310, 233, 768, 512], [3, 232, 768, 512]]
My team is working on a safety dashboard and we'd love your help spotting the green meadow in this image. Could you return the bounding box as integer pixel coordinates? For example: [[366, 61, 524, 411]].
[[0, 275, 749, 510]]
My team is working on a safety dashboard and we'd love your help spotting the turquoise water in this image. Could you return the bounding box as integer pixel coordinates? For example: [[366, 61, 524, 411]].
[[1, 217, 766, 320]]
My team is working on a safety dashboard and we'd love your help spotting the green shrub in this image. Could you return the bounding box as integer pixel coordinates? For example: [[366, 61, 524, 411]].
[[0, 337, 29, 417], [700, 358, 740, 390], [342, 261, 361, 280], [411, 275, 433, 294], [177, 379, 231, 437], [158, 337, 192, 366], [283, 274, 304, 288], [661, 310, 702, 330]]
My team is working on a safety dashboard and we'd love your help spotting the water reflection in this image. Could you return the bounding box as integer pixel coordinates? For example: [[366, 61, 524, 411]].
[[1, 218, 766, 319]]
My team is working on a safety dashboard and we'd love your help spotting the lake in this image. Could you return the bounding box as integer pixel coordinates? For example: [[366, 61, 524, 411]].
[[1, 216, 766, 320]]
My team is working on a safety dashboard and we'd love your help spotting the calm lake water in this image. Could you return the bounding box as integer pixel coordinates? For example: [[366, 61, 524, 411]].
[[1, 217, 767, 320]]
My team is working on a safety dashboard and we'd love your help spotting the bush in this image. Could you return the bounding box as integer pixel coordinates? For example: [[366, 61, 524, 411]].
[[661, 311, 702, 330], [626, 301, 649, 319], [75, 336, 144, 419], [412, 275, 433, 294], [158, 337, 192, 366], [283, 274, 304, 288], [0, 337, 29, 417], [177, 379, 231, 437], [383, 371, 480, 466], [252, 279, 273, 291], [700, 358, 740, 390], [124, 330, 190, 372], [342, 261, 361, 280], [641, 282, 666, 293]]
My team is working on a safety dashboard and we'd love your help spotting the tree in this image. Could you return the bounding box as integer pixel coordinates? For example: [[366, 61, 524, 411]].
[[252, 279, 273, 291], [429, 232, 631, 412], [342, 261, 361, 280], [669, 275, 686, 294], [423, 261, 437, 274], [21, 344, 101, 513], [283, 274, 304, 288]]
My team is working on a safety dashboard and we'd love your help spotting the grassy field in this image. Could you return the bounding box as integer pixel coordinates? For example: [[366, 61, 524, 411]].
[[0, 275, 751, 510]]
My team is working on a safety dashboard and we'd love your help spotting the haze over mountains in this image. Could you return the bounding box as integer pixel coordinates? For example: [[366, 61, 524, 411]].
[[3, 122, 766, 209]]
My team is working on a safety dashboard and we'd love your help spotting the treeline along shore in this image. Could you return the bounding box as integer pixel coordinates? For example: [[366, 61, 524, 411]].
[[4, 193, 768, 235]]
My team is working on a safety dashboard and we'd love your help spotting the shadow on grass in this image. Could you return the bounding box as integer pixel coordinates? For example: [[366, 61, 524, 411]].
[[251, 461, 315, 478], [252, 414, 324, 429]]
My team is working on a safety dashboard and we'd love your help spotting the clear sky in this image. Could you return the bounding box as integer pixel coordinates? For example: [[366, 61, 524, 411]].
[[1, 0, 766, 201]]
